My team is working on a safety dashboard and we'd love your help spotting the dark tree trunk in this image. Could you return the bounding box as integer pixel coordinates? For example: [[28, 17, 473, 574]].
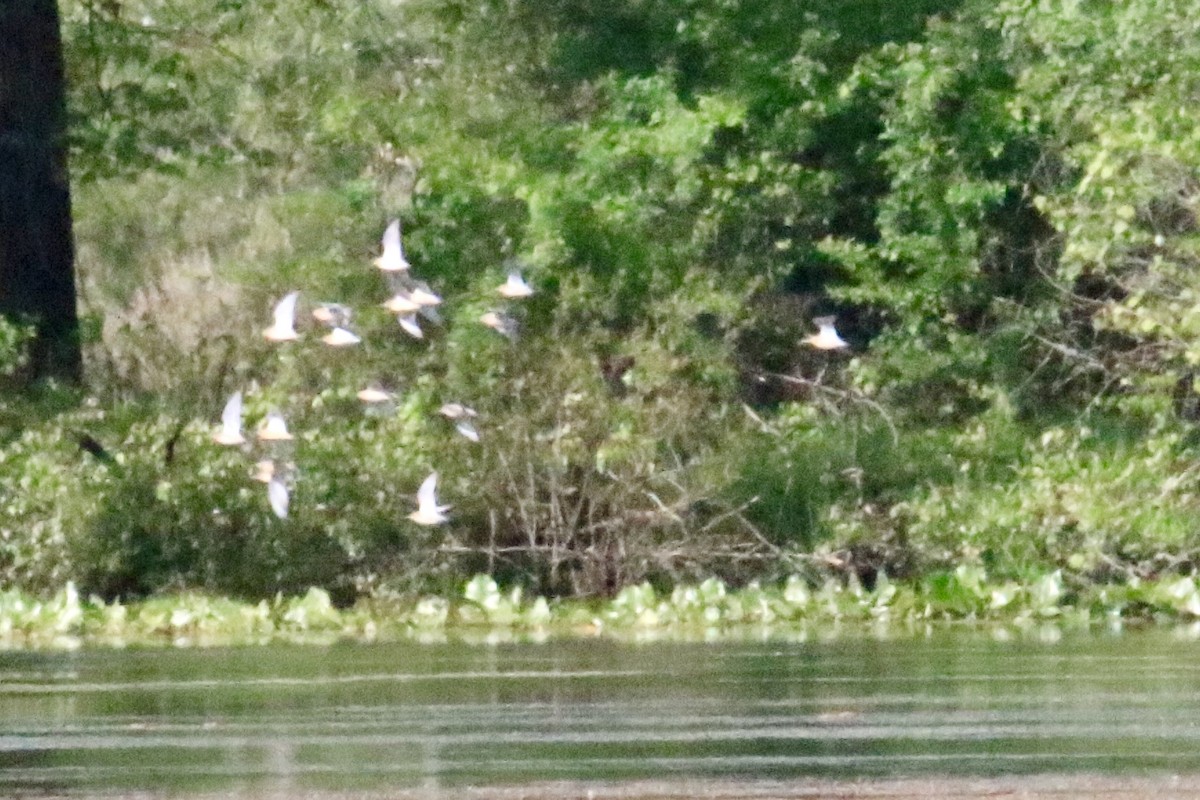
[[0, 0, 81, 383]]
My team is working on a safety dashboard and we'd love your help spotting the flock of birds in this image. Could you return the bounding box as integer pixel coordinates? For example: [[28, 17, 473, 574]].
[[210, 219, 533, 522], [210, 219, 848, 523]]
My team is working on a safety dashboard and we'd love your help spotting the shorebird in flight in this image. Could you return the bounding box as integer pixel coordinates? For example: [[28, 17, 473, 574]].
[[311, 302, 352, 328], [262, 291, 300, 342], [251, 459, 276, 483], [357, 385, 395, 404], [397, 313, 424, 339], [438, 403, 480, 442], [267, 478, 289, 519], [251, 460, 289, 519], [212, 391, 246, 446], [257, 411, 294, 442], [804, 316, 849, 351], [374, 220, 410, 273], [321, 326, 361, 347], [383, 291, 422, 315], [497, 272, 534, 299], [408, 472, 450, 525], [409, 282, 442, 309], [479, 310, 518, 340]]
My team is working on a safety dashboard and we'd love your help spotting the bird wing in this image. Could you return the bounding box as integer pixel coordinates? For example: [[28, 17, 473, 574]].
[[500, 273, 532, 297], [221, 391, 243, 434], [382, 220, 404, 263], [418, 304, 443, 325], [455, 420, 481, 442], [416, 472, 439, 511], [412, 282, 442, 306], [398, 314, 424, 339], [315, 303, 350, 327], [268, 478, 289, 519], [273, 292, 299, 330]]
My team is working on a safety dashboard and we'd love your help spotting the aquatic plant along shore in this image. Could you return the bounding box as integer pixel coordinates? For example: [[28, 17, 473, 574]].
[[5, 570, 1200, 649]]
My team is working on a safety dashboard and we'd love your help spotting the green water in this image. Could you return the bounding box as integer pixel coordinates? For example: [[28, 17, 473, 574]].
[[2, 625, 1199, 794]]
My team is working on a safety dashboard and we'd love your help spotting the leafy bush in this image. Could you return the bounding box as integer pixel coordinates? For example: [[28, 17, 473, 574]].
[[17, 0, 1200, 604], [840, 411, 1200, 578]]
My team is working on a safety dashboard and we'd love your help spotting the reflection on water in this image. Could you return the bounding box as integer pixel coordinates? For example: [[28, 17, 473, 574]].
[[2, 625, 1199, 794]]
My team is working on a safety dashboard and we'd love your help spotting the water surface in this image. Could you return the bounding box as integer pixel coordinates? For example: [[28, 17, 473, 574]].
[[2, 626, 1197, 795]]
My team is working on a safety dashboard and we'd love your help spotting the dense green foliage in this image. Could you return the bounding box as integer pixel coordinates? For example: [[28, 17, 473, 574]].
[[3, 0, 1200, 603]]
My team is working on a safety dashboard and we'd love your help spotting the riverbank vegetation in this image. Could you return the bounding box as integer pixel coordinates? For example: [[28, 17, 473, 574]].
[[4, 0, 1200, 609], [6, 568, 1200, 650]]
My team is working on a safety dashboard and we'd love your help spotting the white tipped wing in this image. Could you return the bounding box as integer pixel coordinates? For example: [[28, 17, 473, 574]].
[[418, 304, 443, 325], [357, 386, 393, 404], [252, 459, 276, 483], [267, 478, 290, 519], [383, 219, 402, 258], [480, 310, 518, 340], [213, 390, 245, 445], [273, 291, 299, 332], [455, 420, 481, 442], [376, 220, 409, 272], [257, 411, 293, 441], [383, 291, 421, 314], [222, 391, 243, 427], [416, 472, 439, 511], [322, 327, 361, 347], [410, 283, 442, 307], [498, 272, 534, 298], [438, 402, 476, 419], [806, 321, 849, 350], [409, 473, 449, 525], [398, 314, 424, 339]]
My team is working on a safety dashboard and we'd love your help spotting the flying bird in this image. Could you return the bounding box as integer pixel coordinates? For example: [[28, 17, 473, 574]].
[[804, 316, 849, 351], [262, 291, 300, 342], [397, 314, 424, 339], [321, 326, 361, 347], [438, 402, 481, 441], [383, 291, 422, 314], [410, 282, 444, 324], [267, 477, 290, 519], [408, 472, 450, 526], [438, 402, 477, 419], [357, 385, 395, 404], [479, 310, 518, 340], [453, 420, 480, 442], [409, 282, 442, 308], [251, 459, 276, 483], [374, 220, 410, 273], [257, 411, 294, 441], [497, 272, 534, 299], [418, 305, 443, 325], [212, 391, 246, 446], [312, 302, 352, 328]]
